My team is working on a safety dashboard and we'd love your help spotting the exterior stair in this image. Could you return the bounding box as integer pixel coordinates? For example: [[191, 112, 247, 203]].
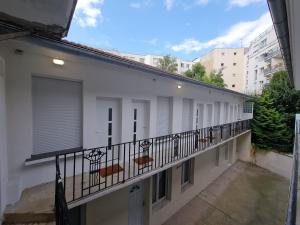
[[2, 182, 55, 225]]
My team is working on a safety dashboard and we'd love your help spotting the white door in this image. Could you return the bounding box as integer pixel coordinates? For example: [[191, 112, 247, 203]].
[[128, 182, 144, 225], [206, 104, 213, 127], [229, 105, 234, 122], [223, 103, 229, 124], [157, 97, 172, 136], [214, 102, 220, 126], [182, 99, 193, 132], [196, 103, 204, 129], [96, 98, 121, 148], [133, 100, 149, 141]]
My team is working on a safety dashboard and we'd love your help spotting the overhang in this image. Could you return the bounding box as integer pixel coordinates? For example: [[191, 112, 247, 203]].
[[0, 0, 77, 38], [268, 0, 300, 90]]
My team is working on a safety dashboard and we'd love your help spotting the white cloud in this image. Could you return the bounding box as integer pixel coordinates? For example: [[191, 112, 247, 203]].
[[228, 0, 264, 7], [75, 0, 104, 27], [130, 2, 142, 8], [171, 12, 272, 53], [165, 0, 175, 10], [196, 0, 209, 6], [130, 0, 152, 9]]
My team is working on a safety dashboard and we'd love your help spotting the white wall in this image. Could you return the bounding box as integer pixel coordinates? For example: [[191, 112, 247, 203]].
[[256, 151, 292, 179], [0, 39, 252, 205], [0, 56, 7, 221], [150, 141, 237, 225]]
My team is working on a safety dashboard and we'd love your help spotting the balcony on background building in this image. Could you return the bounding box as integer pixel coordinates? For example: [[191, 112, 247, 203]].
[[264, 63, 285, 76], [263, 48, 282, 61]]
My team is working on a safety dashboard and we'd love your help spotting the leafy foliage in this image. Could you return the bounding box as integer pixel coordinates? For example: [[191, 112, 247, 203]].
[[185, 63, 206, 81], [157, 55, 178, 73], [252, 71, 300, 152], [184, 63, 226, 88], [204, 71, 226, 88], [252, 91, 292, 151]]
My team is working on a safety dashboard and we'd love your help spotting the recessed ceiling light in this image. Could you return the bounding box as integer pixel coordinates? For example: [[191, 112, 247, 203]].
[[53, 58, 64, 66]]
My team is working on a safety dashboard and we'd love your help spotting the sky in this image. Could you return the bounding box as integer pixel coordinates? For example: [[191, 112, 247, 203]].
[[67, 0, 272, 61]]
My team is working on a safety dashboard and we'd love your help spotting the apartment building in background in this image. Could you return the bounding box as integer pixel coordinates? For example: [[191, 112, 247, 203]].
[[0, 2, 253, 225], [104, 50, 194, 74], [244, 26, 285, 95], [193, 48, 247, 93]]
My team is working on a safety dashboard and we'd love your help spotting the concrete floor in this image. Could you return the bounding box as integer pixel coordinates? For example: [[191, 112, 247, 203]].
[[163, 161, 289, 225]]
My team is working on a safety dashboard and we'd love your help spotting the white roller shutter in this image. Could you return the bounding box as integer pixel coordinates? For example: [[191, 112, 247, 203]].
[[32, 76, 82, 154], [156, 97, 172, 136]]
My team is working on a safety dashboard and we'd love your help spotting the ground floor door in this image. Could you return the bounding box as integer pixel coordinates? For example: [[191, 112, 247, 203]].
[[132, 100, 149, 142], [128, 182, 144, 225]]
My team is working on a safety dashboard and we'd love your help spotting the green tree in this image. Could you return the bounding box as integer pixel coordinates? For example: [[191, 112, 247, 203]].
[[252, 91, 292, 151], [204, 71, 226, 88], [157, 55, 178, 73], [252, 70, 300, 152], [265, 71, 300, 129], [185, 64, 226, 88], [184, 63, 206, 81]]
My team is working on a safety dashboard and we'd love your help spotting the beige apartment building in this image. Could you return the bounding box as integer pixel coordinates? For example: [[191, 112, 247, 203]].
[[194, 48, 247, 93]]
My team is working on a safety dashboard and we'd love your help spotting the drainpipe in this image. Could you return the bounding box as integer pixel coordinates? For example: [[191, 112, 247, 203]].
[[267, 0, 294, 86]]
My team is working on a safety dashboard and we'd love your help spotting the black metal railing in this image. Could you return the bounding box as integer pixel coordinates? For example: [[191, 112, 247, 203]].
[[285, 117, 300, 225], [54, 120, 250, 205], [55, 156, 71, 225]]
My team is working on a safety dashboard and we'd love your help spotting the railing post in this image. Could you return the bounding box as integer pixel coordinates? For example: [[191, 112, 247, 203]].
[[209, 127, 213, 143], [55, 155, 70, 225], [220, 125, 223, 140]]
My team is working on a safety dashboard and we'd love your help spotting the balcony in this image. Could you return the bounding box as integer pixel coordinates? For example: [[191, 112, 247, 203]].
[[264, 63, 285, 76], [55, 120, 250, 206], [263, 49, 282, 61], [4, 120, 251, 224]]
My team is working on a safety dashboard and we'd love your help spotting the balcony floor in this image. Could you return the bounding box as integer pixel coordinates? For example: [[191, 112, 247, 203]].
[[163, 161, 289, 225]]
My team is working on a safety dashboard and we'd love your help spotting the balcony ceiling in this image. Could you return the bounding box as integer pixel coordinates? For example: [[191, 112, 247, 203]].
[[0, 0, 77, 38]]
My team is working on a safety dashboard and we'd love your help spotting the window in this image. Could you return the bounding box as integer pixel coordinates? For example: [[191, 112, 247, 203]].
[[232, 73, 236, 77], [232, 84, 236, 88], [221, 63, 224, 67], [233, 63, 237, 66], [234, 52, 237, 55], [152, 170, 168, 204], [181, 63, 184, 68], [225, 145, 229, 160], [181, 160, 193, 187], [186, 64, 190, 69], [255, 70, 258, 80], [32, 77, 82, 155], [243, 102, 253, 113], [221, 52, 225, 56], [153, 58, 159, 65]]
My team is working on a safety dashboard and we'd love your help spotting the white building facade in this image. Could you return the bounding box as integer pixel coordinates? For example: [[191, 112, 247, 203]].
[[104, 50, 194, 75], [194, 48, 247, 93], [245, 26, 285, 95], [0, 35, 253, 225]]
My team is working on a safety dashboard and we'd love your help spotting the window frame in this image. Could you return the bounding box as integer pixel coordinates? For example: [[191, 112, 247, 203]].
[[181, 159, 193, 188], [152, 170, 168, 205]]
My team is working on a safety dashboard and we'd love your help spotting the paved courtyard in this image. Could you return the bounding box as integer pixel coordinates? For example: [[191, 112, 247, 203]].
[[163, 161, 289, 225]]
